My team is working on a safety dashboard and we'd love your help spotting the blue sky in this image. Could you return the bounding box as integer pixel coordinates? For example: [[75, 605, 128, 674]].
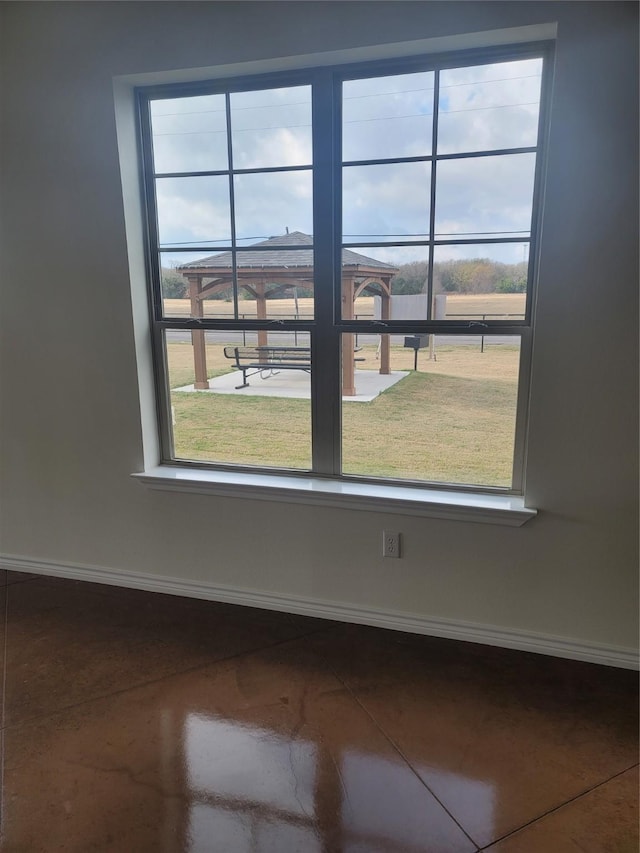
[[151, 58, 542, 269]]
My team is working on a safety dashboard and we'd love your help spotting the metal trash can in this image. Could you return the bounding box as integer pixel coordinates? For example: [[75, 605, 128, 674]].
[[403, 335, 429, 370]]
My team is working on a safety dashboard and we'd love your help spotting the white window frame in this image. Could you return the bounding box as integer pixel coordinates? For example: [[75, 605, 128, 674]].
[[131, 39, 553, 524]]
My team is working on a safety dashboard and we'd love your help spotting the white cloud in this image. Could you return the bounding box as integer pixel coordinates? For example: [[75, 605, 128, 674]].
[[150, 57, 543, 269], [343, 162, 430, 240], [233, 170, 313, 241], [434, 153, 536, 238], [150, 94, 228, 173], [230, 86, 312, 169], [343, 71, 434, 160], [156, 176, 231, 246], [438, 58, 542, 153]]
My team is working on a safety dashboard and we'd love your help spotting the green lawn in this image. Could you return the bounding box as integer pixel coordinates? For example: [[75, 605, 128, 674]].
[[167, 343, 520, 488]]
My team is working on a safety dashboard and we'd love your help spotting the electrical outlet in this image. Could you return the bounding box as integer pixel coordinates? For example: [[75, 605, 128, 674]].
[[383, 531, 401, 558]]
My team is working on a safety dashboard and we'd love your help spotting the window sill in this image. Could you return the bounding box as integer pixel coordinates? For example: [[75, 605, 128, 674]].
[[133, 466, 537, 526]]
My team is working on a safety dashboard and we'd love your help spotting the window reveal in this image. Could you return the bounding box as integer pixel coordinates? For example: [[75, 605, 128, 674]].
[[138, 44, 550, 491]]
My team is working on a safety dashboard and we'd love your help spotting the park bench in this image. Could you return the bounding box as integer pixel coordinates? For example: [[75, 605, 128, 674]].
[[224, 344, 365, 389], [224, 345, 312, 389]]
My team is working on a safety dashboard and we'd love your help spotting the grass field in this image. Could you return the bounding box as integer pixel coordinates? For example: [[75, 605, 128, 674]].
[[166, 340, 521, 488], [163, 292, 526, 321]]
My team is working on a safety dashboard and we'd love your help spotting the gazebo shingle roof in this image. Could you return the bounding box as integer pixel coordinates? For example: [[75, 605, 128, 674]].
[[178, 232, 397, 271]]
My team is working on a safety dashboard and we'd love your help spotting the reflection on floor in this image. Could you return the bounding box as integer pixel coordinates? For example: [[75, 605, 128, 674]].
[[0, 571, 637, 851], [176, 368, 409, 401]]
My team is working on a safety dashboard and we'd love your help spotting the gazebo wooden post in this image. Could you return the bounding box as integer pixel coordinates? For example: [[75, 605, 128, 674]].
[[255, 280, 268, 357], [342, 275, 356, 396], [188, 275, 209, 390], [380, 283, 391, 375]]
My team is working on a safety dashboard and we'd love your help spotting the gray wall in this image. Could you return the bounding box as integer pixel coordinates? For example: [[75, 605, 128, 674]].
[[0, 2, 637, 656]]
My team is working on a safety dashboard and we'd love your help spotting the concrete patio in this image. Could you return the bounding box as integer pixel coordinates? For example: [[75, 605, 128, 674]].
[[175, 368, 409, 402]]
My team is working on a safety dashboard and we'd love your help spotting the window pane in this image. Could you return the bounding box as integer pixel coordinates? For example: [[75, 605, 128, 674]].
[[145, 52, 544, 492], [163, 245, 315, 321], [230, 86, 312, 169], [166, 329, 312, 469], [341, 245, 430, 321], [435, 153, 536, 241], [342, 162, 431, 243], [150, 95, 228, 174], [438, 58, 543, 154], [342, 72, 434, 161], [234, 247, 315, 321], [156, 176, 231, 249], [433, 243, 528, 320], [341, 334, 521, 487], [160, 251, 236, 320], [233, 170, 313, 245]]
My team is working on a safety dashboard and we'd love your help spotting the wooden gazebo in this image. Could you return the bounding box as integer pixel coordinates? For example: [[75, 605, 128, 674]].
[[178, 232, 398, 396]]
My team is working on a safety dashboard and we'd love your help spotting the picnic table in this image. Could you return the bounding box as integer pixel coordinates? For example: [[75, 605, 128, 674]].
[[223, 345, 364, 389], [223, 345, 311, 389]]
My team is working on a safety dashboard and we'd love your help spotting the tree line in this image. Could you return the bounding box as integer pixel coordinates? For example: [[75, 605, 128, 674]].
[[390, 258, 528, 295], [161, 258, 528, 299]]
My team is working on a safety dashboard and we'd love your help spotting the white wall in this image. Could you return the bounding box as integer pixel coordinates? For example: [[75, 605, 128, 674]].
[[0, 2, 637, 661]]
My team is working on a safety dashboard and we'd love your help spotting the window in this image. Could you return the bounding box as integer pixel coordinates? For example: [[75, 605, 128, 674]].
[[137, 43, 550, 494]]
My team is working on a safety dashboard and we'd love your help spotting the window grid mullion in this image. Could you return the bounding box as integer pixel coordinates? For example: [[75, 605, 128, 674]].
[[138, 95, 164, 325], [137, 93, 177, 464], [140, 43, 549, 493], [224, 93, 239, 319], [311, 68, 341, 477], [427, 68, 440, 321], [154, 164, 313, 179]]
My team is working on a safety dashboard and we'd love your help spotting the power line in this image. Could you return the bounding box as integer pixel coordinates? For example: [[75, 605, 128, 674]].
[[151, 73, 542, 119], [153, 99, 538, 137], [152, 99, 310, 119], [344, 230, 529, 237], [160, 236, 268, 246], [153, 124, 310, 136], [160, 230, 529, 246]]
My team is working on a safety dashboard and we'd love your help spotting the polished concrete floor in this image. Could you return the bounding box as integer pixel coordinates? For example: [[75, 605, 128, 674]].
[[0, 570, 637, 852]]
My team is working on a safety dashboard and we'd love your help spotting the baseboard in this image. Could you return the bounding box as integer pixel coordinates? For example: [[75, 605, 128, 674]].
[[1, 553, 637, 670]]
